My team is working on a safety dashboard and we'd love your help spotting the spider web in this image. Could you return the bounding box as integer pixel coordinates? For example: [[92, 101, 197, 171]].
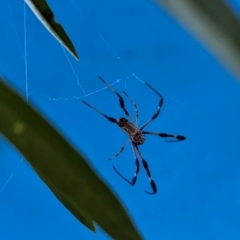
[[0, 0, 194, 198], [3, 1, 240, 240], [0, 1, 195, 239], [0, 0, 139, 194]]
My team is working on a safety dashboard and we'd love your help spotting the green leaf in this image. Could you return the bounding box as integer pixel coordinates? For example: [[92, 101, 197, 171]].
[[0, 77, 142, 240], [155, 0, 240, 78], [25, 0, 79, 60]]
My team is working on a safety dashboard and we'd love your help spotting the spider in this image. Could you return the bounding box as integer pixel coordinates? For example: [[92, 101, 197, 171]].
[[82, 76, 186, 194]]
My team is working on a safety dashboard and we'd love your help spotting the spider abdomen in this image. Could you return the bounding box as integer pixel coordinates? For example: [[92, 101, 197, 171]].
[[131, 131, 145, 145], [117, 117, 145, 145]]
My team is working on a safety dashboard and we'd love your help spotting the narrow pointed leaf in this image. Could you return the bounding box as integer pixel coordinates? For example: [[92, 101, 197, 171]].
[[155, 0, 240, 78], [42, 180, 96, 232], [0, 77, 142, 240], [25, 0, 79, 60]]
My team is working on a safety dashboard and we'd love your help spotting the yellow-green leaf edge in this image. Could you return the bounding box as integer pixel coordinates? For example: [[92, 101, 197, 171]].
[[25, 0, 79, 60]]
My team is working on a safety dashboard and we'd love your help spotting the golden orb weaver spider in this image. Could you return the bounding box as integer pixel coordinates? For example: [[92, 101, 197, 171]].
[[82, 76, 186, 194]]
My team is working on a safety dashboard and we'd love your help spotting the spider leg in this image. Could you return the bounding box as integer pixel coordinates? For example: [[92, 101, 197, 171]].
[[98, 76, 134, 123], [109, 139, 130, 160], [123, 91, 139, 126], [135, 145, 157, 195], [142, 131, 186, 142], [140, 82, 164, 130], [113, 143, 140, 186], [82, 100, 117, 123]]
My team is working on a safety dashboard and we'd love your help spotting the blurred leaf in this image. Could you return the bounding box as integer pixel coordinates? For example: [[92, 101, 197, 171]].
[[43, 180, 96, 232], [155, 0, 240, 78], [0, 77, 142, 240], [24, 0, 79, 60]]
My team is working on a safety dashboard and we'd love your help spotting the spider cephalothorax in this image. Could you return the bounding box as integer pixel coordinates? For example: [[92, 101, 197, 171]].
[[82, 76, 186, 194]]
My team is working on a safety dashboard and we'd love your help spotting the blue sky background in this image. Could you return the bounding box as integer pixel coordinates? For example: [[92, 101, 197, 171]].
[[1, 0, 240, 239]]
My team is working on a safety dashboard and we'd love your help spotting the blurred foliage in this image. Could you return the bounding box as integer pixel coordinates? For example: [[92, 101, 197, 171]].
[[25, 0, 240, 76], [5, 0, 240, 239], [0, 77, 142, 240], [155, 0, 240, 78]]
